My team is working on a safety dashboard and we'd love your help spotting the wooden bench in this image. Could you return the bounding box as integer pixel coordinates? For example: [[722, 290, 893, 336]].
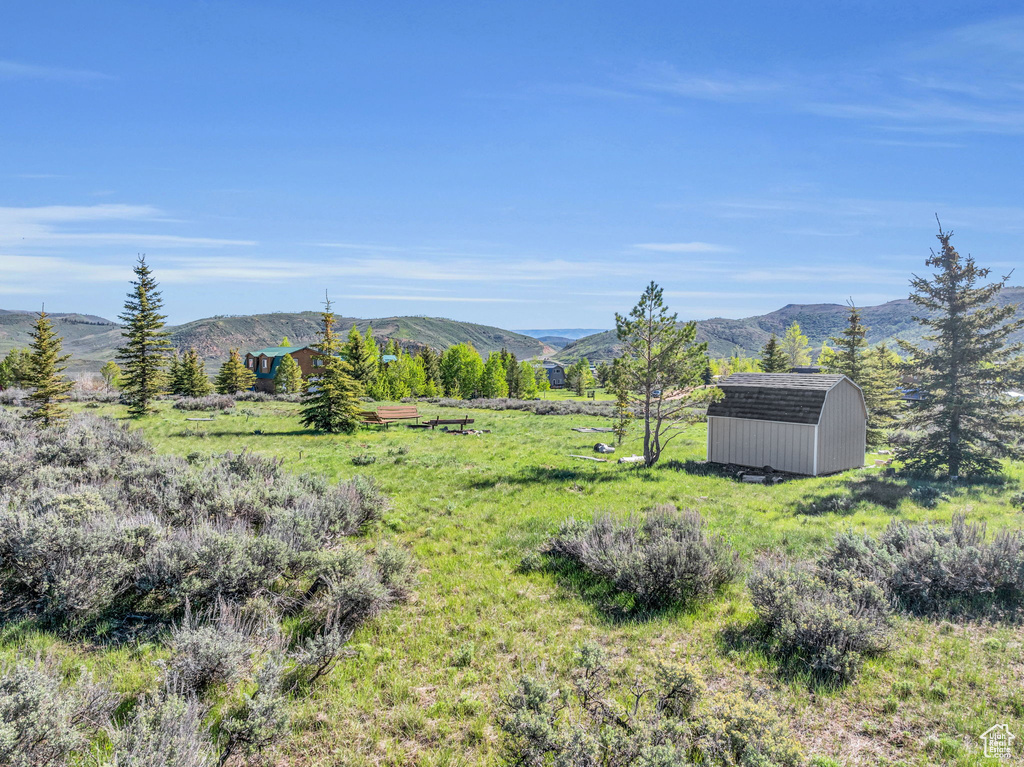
[[360, 406, 420, 429], [423, 416, 475, 432]]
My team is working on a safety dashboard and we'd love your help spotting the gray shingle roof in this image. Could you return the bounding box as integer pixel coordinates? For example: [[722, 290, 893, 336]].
[[707, 373, 846, 425]]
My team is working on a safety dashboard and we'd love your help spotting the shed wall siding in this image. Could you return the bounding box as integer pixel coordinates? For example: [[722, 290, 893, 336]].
[[816, 379, 867, 474], [708, 416, 816, 475]]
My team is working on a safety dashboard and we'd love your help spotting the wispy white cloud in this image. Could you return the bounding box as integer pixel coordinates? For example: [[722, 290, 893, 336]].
[[632, 241, 735, 253], [0, 204, 255, 249], [338, 294, 536, 303], [0, 60, 112, 83], [618, 15, 1024, 135]]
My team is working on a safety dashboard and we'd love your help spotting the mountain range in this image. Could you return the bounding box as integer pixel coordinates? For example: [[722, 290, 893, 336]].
[[3, 288, 1022, 373], [551, 287, 1024, 363], [0, 311, 544, 373]]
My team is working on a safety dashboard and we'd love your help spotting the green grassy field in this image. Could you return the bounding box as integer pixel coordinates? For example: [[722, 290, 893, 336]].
[[5, 399, 1024, 766]]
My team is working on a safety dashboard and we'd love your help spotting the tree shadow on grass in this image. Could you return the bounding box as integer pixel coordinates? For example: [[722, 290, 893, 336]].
[[524, 553, 711, 626], [716, 620, 852, 693], [466, 465, 657, 492], [793, 473, 1020, 516]]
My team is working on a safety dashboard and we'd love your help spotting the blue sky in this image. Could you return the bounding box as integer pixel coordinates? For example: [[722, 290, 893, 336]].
[[2, 1, 1023, 327]]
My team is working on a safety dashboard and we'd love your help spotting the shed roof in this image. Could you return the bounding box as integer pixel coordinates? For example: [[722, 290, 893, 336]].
[[707, 373, 848, 425]]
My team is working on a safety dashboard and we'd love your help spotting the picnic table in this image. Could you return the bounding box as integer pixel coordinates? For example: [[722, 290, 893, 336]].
[[359, 406, 421, 429], [411, 416, 475, 432]]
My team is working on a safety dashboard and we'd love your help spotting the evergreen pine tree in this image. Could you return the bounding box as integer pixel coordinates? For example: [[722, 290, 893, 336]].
[[781, 321, 811, 368], [273, 352, 304, 394], [898, 225, 1024, 477], [343, 326, 376, 385], [826, 303, 868, 381], [24, 310, 74, 426], [280, 336, 291, 347], [301, 298, 362, 433], [167, 350, 185, 395], [759, 335, 790, 373], [215, 349, 257, 394], [0, 348, 33, 389], [615, 282, 721, 466], [418, 346, 443, 390], [179, 348, 212, 396], [117, 256, 172, 417]]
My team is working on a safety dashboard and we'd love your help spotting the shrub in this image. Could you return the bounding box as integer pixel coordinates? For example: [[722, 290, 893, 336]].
[[545, 506, 740, 610], [0, 388, 30, 407], [0, 657, 115, 767], [499, 644, 804, 767], [417, 396, 614, 417], [104, 687, 218, 767], [0, 414, 413, 763], [824, 514, 1024, 616], [351, 453, 377, 466], [173, 395, 235, 411], [748, 556, 893, 682], [169, 604, 256, 694]]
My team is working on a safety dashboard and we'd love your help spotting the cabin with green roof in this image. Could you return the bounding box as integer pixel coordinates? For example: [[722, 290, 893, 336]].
[[244, 345, 400, 393]]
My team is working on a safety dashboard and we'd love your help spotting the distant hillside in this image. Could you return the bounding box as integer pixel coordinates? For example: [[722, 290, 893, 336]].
[[535, 335, 574, 350], [516, 328, 608, 340], [553, 287, 1024, 363], [0, 310, 544, 372]]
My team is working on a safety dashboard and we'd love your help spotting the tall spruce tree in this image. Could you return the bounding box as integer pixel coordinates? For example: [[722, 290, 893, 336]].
[[300, 297, 362, 433], [759, 335, 789, 373], [418, 346, 443, 392], [24, 310, 74, 426], [343, 326, 377, 385], [179, 348, 212, 396], [117, 256, 172, 416], [615, 282, 721, 466], [898, 225, 1024, 477], [274, 352, 304, 394], [215, 349, 257, 394], [167, 350, 183, 394], [827, 302, 869, 382]]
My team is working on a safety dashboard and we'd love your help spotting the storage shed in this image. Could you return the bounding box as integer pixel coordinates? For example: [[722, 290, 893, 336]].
[[706, 373, 866, 476]]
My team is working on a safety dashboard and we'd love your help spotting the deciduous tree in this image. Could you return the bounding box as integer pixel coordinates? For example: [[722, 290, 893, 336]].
[[480, 353, 510, 398], [100, 360, 121, 391], [781, 321, 811, 368]]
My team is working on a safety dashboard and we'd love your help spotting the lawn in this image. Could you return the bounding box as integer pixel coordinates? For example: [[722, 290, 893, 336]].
[[5, 398, 1024, 766]]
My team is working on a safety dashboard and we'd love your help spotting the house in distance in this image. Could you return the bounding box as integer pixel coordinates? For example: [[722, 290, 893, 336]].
[[245, 345, 323, 393], [244, 345, 399, 393], [706, 373, 867, 476]]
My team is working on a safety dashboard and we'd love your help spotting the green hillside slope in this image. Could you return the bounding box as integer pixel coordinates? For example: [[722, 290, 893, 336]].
[[554, 287, 1024, 363], [0, 311, 545, 372]]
